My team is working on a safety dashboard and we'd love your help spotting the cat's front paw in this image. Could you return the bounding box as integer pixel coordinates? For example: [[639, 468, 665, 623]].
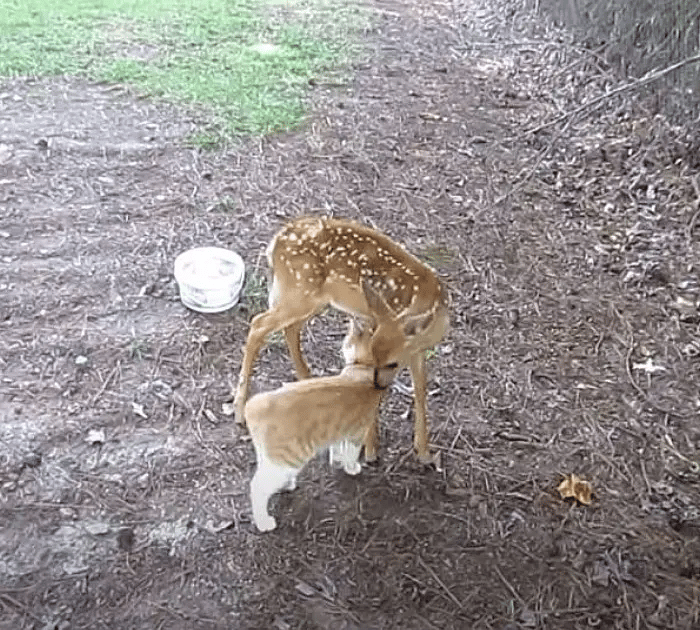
[[344, 461, 362, 476], [254, 514, 277, 532]]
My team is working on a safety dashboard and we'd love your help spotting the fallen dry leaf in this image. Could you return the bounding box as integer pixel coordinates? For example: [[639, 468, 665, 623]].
[[221, 402, 236, 416], [632, 357, 666, 374], [131, 402, 148, 419], [557, 474, 594, 505], [85, 429, 105, 445]]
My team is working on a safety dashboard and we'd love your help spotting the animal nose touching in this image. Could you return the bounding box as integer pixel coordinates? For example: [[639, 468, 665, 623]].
[[233, 217, 449, 531]]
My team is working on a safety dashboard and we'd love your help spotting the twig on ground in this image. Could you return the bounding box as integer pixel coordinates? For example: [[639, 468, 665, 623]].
[[639, 458, 653, 495], [417, 556, 464, 610], [495, 118, 573, 204], [0, 592, 45, 624], [90, 361, 120, 406], [688, 173, 700, 240], [503, 53, 700, 204], [525, 53, 700, 136], [493, 564, 528, 608]]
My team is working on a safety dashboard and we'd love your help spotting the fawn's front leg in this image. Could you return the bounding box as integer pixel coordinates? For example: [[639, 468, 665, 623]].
[[410, 351, 433, 464], [234, 303, 318, 424], [362, 407, 381, 462]]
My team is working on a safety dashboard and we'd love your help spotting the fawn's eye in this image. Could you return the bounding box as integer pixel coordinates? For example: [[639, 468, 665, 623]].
[[386, 362, 399, 369]]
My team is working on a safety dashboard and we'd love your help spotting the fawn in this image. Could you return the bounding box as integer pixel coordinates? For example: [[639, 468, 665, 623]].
[[235, 216, 449, 463]]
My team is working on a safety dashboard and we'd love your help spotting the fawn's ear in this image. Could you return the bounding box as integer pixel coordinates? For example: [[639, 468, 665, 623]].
[[402, 310, 434, 337], [349, 316, 374, 335], [361, 278, 393, 319], [346, 317, 359, 337]]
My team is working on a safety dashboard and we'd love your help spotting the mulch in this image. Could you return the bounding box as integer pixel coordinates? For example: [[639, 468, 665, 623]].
[[1, 0, 699, 628]]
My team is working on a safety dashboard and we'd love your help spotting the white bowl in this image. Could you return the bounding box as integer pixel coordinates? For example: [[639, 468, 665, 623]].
[[174, 247, 245, 313]]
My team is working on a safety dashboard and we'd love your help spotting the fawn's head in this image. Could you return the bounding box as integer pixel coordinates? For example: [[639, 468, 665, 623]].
[[341, 280, 436, 383], [361, 278, 437, 365]]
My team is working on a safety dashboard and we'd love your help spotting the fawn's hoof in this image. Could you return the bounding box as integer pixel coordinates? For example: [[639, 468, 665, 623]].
[[363, 449, 378, 463], [417, 449, 442, 470], [234, 400, 246, 425]]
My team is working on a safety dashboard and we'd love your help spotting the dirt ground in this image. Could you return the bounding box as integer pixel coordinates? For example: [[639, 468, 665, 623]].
[[2, 0, 700, 628]]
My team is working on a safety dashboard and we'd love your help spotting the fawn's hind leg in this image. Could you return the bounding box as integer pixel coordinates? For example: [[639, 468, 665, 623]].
[[409, 351, 433, 463], [362, 408, 380, 462]]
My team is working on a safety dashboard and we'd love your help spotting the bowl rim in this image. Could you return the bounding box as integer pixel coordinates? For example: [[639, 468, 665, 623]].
[[174, 246, 245, 291]]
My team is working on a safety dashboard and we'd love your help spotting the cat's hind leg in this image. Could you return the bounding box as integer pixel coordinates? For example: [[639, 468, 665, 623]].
[[329, 440, 362, 476], [329, 440, 347, 469], [250, 456, 297, 532]]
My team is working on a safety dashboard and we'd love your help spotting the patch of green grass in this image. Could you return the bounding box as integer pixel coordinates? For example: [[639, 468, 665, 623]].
[[0, 0, 368, 142], [239, 269, 287, 347], [128, 338, 150, 360], [241, 268, 269, 317], [266, 330, 286, 348], [209, 196, 238, 213], [417, 243, 458, 270]]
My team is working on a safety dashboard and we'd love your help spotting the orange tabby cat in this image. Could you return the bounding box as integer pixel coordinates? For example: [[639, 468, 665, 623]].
[[245, 318, 399, 532]]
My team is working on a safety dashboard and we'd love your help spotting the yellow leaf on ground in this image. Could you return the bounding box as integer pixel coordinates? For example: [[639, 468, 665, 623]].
[[557, 474, 594, 505]]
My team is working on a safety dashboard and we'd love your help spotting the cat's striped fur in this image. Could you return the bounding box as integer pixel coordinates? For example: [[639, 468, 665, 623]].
[[245, 319, 399, 532]]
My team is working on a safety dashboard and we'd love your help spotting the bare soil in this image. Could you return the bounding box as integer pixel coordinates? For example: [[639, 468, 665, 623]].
[[2, 0, 699, 628]]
